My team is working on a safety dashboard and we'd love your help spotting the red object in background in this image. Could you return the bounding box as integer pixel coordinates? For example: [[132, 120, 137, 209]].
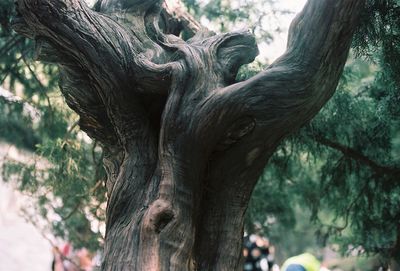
[[62, 243, 71, 256]]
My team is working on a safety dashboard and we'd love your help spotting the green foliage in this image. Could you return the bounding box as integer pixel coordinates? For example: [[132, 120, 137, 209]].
[[254, 28, 400, 265], [2, 137, 106, 251], [0, 95, 39, 149], [0, 0, 107, 251], [307, 1, 400, 261], [182, 0, 283, 45], [354, 0, 400, 118], [234, 1, 400, 263]]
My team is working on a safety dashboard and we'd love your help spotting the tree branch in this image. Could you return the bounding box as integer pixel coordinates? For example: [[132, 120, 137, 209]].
[[161, 0, 204, 37], [191, 0, 366, 268], [314, 135, 400, 177], [14, 0, 175, 147], [0, 86, 41, 121]]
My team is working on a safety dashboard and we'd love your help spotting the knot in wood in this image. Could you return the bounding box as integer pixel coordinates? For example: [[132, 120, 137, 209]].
[[144, 199, 175, 234]]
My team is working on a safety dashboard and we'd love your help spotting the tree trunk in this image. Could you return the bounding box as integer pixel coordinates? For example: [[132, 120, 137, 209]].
[[12, 0, 365, 270]]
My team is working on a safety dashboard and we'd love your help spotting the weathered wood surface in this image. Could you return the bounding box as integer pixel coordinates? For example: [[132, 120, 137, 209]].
[[13, 0, 365, 270]]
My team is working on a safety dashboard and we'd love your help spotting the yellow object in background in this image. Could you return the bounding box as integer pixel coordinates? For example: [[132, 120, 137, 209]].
[[281, 253, 321, 271]]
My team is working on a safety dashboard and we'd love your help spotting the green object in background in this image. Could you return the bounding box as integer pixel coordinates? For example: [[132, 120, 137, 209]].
[[281, 253, 321, 271]]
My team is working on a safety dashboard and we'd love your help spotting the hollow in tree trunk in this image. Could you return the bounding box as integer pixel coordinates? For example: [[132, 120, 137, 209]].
[[13, 0, 365, 270]]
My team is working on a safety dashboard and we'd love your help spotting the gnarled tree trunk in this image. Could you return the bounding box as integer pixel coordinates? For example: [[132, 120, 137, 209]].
[[12, 0, 365, 270]]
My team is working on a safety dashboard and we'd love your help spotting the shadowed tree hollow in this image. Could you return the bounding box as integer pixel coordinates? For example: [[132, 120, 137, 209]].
[[12, 0, 365, 270]]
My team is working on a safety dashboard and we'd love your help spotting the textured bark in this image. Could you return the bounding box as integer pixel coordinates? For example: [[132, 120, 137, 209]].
[[13, 0, 365, 270]]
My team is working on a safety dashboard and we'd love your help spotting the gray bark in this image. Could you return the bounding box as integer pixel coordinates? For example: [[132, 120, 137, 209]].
[[12, 0, 365, 270]]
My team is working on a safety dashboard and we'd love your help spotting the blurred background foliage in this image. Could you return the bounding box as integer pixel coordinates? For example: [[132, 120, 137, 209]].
[[0, 0, 106, 252], [0, 0, 399, 267]]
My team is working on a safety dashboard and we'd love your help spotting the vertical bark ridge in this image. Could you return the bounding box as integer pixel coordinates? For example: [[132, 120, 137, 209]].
[[125, 27, 259, 269]]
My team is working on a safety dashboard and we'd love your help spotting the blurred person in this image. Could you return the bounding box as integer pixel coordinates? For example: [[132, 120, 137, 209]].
[[51, 243, 95, 271], [76, 248, 93, 271], [52, 248, 65, 271], [244, 247, 254, 271], [281, 253, 321, 271], [244, 234, 274, 271], [52, 244, 71, 271]]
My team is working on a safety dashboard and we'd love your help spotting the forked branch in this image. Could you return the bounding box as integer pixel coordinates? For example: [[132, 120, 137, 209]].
[[12, 0, 366, 270]]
